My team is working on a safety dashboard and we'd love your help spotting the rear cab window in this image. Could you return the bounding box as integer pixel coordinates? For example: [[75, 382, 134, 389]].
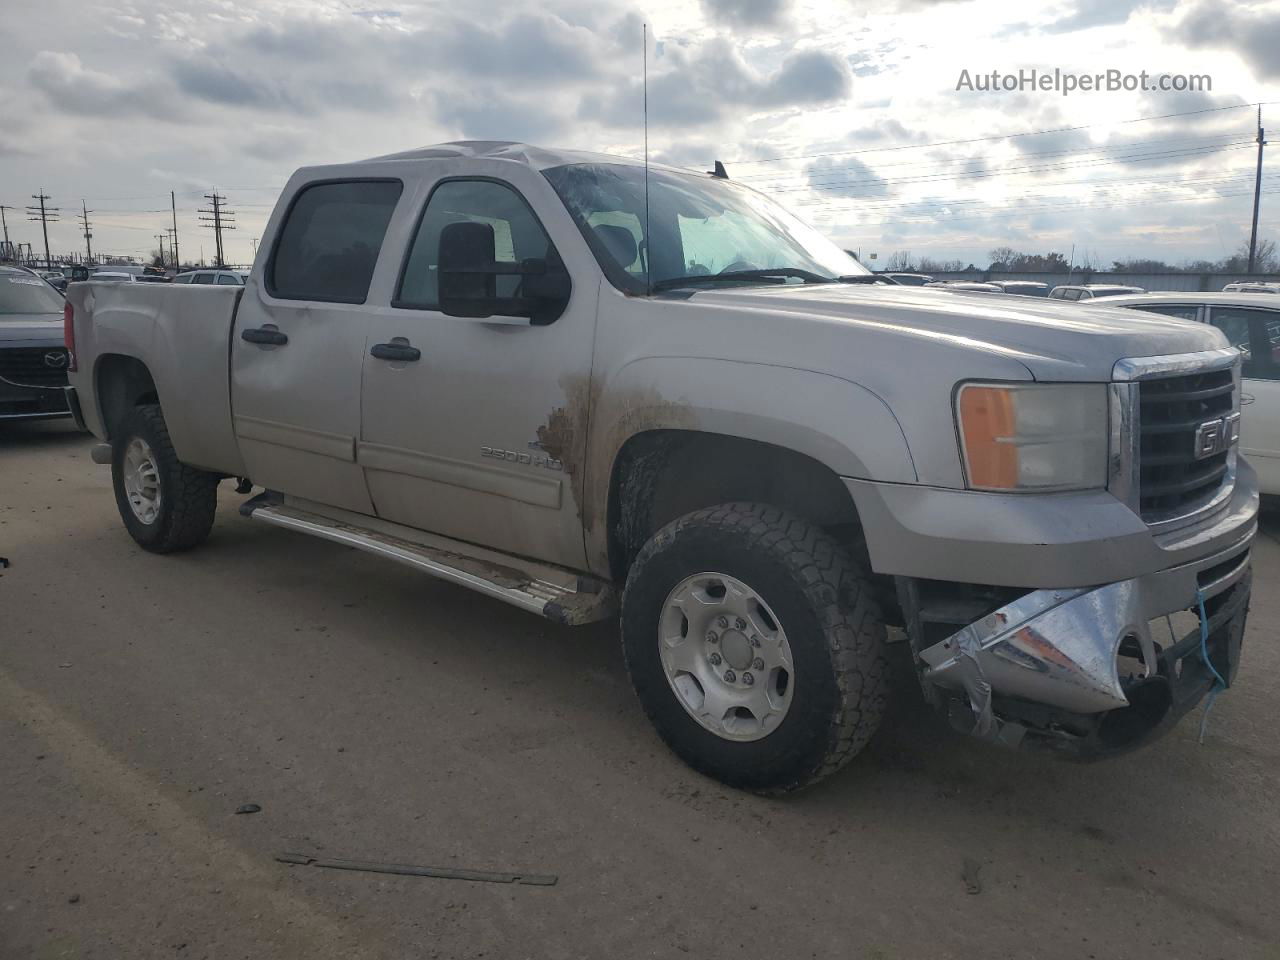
[[269, 180, 403, 303]]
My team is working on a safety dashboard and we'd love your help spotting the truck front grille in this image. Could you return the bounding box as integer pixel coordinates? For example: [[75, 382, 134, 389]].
[[1138, 367, 1235, 521], [0, 347, 70, 388]]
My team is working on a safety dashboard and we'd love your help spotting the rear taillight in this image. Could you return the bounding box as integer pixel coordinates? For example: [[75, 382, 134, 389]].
[[63, 301, 77, 372]]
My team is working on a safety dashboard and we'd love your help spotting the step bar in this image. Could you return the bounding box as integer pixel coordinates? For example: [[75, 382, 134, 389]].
[[240, 494, 617, 626]]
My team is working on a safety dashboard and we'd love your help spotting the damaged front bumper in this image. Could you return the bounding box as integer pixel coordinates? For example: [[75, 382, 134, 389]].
[[910, 527, 1253, 757]]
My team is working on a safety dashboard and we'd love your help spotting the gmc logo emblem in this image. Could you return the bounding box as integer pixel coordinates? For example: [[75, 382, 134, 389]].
[[1194, 412, 1241, 460]]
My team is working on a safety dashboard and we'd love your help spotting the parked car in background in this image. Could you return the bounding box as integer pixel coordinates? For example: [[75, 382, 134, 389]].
[[173, 269, 249, 286], [89, 272, 140, 283], [880, 272, 934, 286], [926, 281, 1002, 293], [0, 265, 71, 421], [988, 280, 1049, 297], [93, 265, 147, 278], [1091, 291, 1280, 496], [1222, 281, 1280, 294], [39, 270, 69, 293], [1049, 284, 1146, 301]]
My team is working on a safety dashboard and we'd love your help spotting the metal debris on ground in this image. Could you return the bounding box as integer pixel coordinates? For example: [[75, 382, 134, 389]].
[[0, 557, 9, 569], [962, 857, 983, 895], [234, 803, 262, 815], [276, 852, 557, 886]]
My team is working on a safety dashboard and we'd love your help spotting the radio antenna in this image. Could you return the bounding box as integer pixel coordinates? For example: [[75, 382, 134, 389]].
[[643, 22, 651, 296]]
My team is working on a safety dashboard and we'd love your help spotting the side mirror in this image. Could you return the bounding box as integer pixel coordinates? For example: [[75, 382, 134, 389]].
[[438, 221, 570, 325], [70, 266, 90, 282]]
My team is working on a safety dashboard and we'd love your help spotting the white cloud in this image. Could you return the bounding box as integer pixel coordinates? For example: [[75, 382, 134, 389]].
[[2, 0, 1279, 269]]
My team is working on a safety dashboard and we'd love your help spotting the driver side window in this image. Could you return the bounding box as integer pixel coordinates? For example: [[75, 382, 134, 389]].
[[396, 180, 556, 310]]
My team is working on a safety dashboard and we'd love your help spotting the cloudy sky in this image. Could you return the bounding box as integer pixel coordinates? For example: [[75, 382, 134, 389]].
[[2, 0, 1280, 269]]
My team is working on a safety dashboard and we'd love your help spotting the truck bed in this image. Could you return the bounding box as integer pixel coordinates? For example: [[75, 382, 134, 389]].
[[66, 281, 247, 477]]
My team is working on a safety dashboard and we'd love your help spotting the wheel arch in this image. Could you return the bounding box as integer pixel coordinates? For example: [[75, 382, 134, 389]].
[[94, 353, 160, 440], [605, 429, 865, 583]]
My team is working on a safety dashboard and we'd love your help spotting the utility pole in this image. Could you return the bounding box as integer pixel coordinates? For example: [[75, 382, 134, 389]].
[[155, 233, 167, 268], [80, 200, 93, 262], [1248, 106, 1267, 273], [0, 204, 12, 261], [27, 189, 59, 266], [170, 190, 180, 268], [198, 190, 234, 267]]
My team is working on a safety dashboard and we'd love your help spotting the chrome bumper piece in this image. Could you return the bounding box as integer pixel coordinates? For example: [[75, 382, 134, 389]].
[[919, 527, 1253, 747]]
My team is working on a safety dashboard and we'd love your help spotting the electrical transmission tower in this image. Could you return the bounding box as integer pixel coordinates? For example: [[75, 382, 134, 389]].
[[27, 189, 59, 265], [198, 191, 235, 267]]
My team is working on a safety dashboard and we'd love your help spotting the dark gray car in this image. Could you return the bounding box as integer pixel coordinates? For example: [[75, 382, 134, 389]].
[[0, 266, 71, 421]]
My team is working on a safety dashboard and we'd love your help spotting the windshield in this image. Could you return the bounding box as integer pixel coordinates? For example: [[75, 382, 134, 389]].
[[543, 163, 867, 294], [0, 274, 65, 314]]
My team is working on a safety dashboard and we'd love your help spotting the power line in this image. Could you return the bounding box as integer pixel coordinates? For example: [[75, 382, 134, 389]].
[[727, 99, 1280, 165], [736, 132, 1252, 184], [771, 142, 1257, 196]]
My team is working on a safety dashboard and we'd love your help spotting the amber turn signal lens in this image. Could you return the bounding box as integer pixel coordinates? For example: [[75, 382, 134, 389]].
[[957, 386, 1019, 489]]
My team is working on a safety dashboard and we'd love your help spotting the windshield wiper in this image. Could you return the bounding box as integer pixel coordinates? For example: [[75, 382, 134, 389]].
[[651, 267, 836, 292]]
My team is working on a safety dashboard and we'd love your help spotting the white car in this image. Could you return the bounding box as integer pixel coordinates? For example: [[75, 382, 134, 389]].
[[1222, 281, 1280, 294], [1091, 291, 1280, 495], [173, 269, 248, 286]]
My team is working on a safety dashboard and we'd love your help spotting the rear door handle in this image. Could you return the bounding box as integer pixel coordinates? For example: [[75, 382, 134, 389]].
[[370, 337, 421, 362], [241, 325, 288, 346]]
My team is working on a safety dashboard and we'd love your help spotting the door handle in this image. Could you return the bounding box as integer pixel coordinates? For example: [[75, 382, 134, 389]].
[[370, 337, 421, 362], [241, 325, 288, 346], [1242, 394, 1255, 405]]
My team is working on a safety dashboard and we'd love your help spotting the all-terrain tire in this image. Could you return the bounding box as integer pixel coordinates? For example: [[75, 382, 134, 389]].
[[111, 404, 219, 553], [621, 503, 889, 793]]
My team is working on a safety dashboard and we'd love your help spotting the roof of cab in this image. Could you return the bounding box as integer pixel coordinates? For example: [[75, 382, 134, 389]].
[[358, 140, 688, 175]]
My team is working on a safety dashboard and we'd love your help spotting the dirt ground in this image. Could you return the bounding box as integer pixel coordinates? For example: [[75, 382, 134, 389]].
[[2, 420, 1278, 960]]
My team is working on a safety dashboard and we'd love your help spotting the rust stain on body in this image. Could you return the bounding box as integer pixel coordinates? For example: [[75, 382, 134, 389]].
[[540, 374, 697, 573]]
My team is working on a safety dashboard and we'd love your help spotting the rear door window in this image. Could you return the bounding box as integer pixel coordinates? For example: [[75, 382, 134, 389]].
[[269, 180, 402, 304], [1210, 307, 1280, 380], [1132, 304, 1201, 322], [192, 273, 214, 285], [216, 273, 241, 285]]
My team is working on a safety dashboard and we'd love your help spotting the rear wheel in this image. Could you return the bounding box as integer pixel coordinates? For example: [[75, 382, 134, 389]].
[[111, 405, 218, 553], [621, 503, 889, 793]]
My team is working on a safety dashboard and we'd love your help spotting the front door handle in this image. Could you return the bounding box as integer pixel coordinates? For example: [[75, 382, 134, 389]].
[[1241, 393, 1256, 405], [241, 324, 288, 346], [370, 337, 421, 362]]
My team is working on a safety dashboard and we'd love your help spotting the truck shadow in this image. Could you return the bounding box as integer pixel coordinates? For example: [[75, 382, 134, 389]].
[[0, 419, 88, 449]]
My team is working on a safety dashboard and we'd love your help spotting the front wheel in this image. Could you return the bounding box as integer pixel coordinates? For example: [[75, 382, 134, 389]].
[[621, 503, 889, 793], [111, 404, 219, 553]]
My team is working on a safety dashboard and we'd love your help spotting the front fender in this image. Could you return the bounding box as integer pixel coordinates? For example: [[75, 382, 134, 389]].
[[582, 356, 917, 569]]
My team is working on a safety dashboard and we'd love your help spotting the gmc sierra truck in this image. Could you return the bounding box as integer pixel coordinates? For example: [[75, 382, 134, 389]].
[[63, 141, 1257, 792]]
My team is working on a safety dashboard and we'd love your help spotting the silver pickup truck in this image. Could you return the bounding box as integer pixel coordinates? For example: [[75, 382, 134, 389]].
[[64, 141, 1257, 791]]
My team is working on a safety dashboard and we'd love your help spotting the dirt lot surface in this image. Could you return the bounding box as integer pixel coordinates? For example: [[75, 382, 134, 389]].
[[3, 420, 1278, 959]]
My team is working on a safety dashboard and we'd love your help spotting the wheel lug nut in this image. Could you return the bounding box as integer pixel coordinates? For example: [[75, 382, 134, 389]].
[[735, 617, 746, 630], [709, 653, 722, 666], [743, 672, 754, 685], [752, 657, 764, 670], [716, 616, 729, 628], [706, 630, 719, 643], [724, 670, 736, 683], [750, 635, 761, 648]]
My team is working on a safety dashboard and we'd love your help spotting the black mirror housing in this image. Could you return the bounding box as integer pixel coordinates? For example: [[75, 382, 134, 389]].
[[438, 221, 570, 325]]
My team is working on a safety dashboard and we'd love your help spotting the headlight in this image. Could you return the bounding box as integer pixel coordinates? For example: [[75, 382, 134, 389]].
[[956, 383, 1108, 491]]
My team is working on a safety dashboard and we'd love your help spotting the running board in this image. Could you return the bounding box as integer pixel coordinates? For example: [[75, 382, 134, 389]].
[[240, 496, 617, 626]]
